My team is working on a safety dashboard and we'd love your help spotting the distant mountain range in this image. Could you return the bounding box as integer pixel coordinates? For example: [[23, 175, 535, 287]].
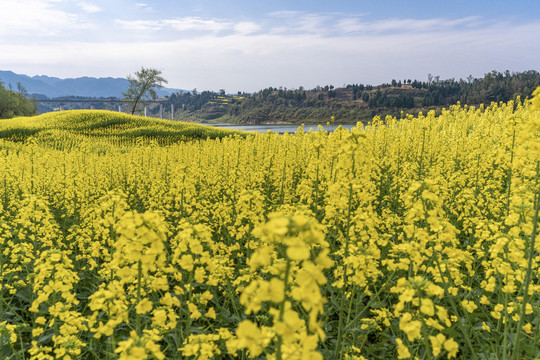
[[0, 70, 183, 99]]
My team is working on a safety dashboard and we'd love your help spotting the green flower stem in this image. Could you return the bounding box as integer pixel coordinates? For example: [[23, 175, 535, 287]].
[[512, 160, 539, 360], [276, 257, 291, 360], [505, 129, 516, 217], [502, 290, 510, 359], [344, 271, 396, 330], [335, 182, 354, 360], [434, 258, 478, 360], [136, 259, 142, 336]]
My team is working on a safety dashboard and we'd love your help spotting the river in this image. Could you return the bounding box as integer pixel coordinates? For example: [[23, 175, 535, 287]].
[[201, 123, 360, 134]]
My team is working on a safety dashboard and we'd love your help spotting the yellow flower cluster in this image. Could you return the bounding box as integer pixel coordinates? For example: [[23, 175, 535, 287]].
[[235, 213, 333, 359], [0, 89, 538, 359]]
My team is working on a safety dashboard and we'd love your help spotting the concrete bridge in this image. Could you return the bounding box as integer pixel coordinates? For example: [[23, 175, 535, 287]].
[[36, 99, 177, 119]]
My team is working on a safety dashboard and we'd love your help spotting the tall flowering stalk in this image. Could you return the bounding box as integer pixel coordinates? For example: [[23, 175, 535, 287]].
[[235, 213, 333, 359]]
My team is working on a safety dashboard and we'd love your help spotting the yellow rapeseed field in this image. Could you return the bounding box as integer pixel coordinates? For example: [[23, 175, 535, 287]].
[[0, 91, 538, 359]]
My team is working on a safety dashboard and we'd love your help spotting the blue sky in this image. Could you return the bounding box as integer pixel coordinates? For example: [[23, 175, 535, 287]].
[[0, 0, 539, 92]]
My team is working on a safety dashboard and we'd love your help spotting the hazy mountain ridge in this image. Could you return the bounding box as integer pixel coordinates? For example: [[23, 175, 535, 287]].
[[0, 70, 183, 98]]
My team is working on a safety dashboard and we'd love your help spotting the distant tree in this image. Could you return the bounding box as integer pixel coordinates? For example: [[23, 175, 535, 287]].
[[17, 82, 27, 97], [0, 82, 37, 119], [362, 92, 369, 103], [123, 67, 168, 115], [219, 89, 226, 96]]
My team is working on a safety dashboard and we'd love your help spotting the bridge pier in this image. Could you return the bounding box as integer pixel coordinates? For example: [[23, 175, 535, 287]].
[[36, 99, 168, 117]]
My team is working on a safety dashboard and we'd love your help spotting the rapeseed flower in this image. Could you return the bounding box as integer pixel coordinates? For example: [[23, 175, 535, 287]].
[[0, 98, 538, 359], [429, 333, 446, 357], [395, 338, 411, 359], [443, 338, 459, 358]]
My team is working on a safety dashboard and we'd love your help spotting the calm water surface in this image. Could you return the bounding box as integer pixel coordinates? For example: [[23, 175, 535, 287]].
[[202, 123, 359, 134]]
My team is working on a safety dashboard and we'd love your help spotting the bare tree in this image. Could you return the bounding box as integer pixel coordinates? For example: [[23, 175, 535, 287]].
[[123, 67, 168, 115]]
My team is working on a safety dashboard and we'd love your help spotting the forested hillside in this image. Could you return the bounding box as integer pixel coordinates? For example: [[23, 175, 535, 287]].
[[165, 70, 540, 124]]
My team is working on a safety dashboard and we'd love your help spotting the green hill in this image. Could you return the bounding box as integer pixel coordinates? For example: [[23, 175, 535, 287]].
[[0, 110, 247, 148]]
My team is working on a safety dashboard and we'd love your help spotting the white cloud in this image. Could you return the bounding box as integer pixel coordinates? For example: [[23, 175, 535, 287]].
[[135, 3, 153, 12], [114, 19, 164, 31], [336, 16, 483, 34], [1, 9, 538, 92], [233, 22, 261, 35], [164, 17, 232, 32], [0, 0, 86, 37], [115, 16, 258, 34], [268, 10, 304, 18], [269, 12, 332, 35], [267, 12, 485, 36], [2, 19, 539, 92], [79, 2, 101, 13]]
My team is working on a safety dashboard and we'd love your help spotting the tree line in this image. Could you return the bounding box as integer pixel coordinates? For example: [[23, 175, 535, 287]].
[[163, 70, 539, 124]]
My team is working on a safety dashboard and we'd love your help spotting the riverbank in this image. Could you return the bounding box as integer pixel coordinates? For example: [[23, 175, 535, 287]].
[[202, 122, 359, 134]]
